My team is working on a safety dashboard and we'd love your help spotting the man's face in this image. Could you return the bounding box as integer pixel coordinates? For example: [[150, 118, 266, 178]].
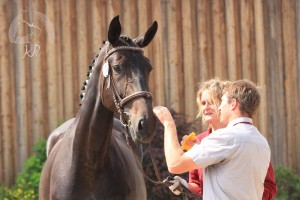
[[218, 93, 231, 125]]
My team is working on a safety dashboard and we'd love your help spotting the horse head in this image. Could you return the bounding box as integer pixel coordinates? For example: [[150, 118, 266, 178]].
[[95, 16, 157, 144]]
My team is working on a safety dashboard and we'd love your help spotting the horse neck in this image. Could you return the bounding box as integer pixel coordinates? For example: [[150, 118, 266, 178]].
[[73, 49, 114, 165]]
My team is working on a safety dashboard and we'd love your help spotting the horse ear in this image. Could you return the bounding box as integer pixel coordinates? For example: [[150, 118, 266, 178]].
[[134, 21, 158, 48], [108, 16, 122, 44]]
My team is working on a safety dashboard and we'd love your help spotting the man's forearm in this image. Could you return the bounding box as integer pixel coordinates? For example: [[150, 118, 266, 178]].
[[163, 121, 184, 170]]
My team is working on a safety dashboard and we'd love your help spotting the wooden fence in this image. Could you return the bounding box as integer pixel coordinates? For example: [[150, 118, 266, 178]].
[[0, 0, 300, 186]]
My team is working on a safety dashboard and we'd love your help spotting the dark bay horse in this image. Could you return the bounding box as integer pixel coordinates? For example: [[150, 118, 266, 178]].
[[39, 16, 158, 200]]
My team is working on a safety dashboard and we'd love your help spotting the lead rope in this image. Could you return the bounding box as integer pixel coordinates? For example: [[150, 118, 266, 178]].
[[122, 124, 202, 200]]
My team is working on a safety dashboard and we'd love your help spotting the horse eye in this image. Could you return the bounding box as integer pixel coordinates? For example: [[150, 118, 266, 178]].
[[112, 65, 122, 74]]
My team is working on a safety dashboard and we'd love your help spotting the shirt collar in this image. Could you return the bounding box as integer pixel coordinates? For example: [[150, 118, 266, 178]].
[[227, 117, 253, 127]]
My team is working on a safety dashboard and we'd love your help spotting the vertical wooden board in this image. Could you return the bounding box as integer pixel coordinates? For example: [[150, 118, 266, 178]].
[[0, 66, 2, 184], [150, 0, 165, 105], [60, 0, 74, 119], [70, 0, 79, 114], [0, 92, 2, 184], [181, 0, 198, 120], [0, 0, 5, 184], [0, 0, 15, 185], [91, 0, 103, 55], [264, 0, 287, 167], [38, 0, 49, 140], [240, 0, 254, 80], [212, 0, 227, 79], [12, 0, 28, 172], [254, 0, 267, 138], [107, 0, 120, 26], [166, 0, 183, 113], [225, 0, 237, 80], [6, 0, 18, 181], [29, 0, 43, 145], [45, 0, 58, 134], [197, 0, 213, 81], [54, 0, 64, 124], [137, 0, 152, 95], [282, 0, 297, 169], [76, 0, 89, 107], [233, 0, 242, 79], [295, 0, 300, 174], [97, 0, 108, 52], [122, 0, 137, 37], [23, 0, 34, 161]]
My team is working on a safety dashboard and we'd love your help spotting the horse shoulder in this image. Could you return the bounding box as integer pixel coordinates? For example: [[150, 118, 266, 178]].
[[46, 118, 76, 157]]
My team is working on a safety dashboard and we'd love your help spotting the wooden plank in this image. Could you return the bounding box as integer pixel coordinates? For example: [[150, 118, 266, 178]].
[[0, 0, 5, 184], [264, 0, 287, 167], [6, 0, 18, 183], [29, 0, 43, 146], [254, 0, 267, 139], [12, 0, 28, 172], [0, 0, 15, 185], [137, 0, 152, 93], [166, 0, 184, 113], [150, 0, 165, 105], [181, 0, 198, 120], [282, 0, 297, 170], [22, 0, 34, 162], [123, 0, 137, 37], [107, 0, 120, 27], [61, 0, 74, 119], [38, 0, 49, 141], [76, 0, 89, 110], [295, 0, 300, 174], [212, 0, 227, 79], [240, 0, 255, 80], [197, 0, 213, 81], [225, 0, 237, 80], [70, 0, 79, 114], [54, 0, 64, 124], [90, 0, 103, 55], [233, 0, 242, 79], [45, 0, 58, 133]]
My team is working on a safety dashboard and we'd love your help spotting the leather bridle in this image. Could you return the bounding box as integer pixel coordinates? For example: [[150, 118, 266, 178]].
[[103, 44, 152, 128]]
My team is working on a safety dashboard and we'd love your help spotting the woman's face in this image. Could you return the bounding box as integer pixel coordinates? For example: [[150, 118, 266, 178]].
[[200, 90, 220, 125]]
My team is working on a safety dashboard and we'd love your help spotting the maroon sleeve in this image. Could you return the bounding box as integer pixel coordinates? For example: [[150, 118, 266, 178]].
[[189, 168, 203, 194], [188, 131, 211, 195], [262, 163, 278, 200]]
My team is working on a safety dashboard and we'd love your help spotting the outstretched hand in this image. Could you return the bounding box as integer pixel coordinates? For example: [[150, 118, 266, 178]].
[[153, 106, 174, 126]]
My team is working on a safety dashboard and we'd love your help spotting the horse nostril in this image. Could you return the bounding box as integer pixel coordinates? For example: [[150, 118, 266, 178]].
[[138, 118, 145, 131]]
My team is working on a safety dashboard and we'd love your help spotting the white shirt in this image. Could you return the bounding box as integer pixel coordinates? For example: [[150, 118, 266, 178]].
[[186, 117, 271, 200]]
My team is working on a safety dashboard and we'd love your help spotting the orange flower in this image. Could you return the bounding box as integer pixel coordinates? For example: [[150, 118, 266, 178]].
[[181, 132, 196, 151]]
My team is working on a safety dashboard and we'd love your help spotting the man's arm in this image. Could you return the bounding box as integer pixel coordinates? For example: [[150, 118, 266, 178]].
[[153, 106, 198, 174]]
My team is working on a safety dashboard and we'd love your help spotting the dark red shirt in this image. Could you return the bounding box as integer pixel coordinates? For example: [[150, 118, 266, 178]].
[[189, 128, 278, 199]]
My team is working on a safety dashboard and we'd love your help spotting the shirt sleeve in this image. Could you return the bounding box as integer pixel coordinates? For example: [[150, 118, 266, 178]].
[[186, 129, 237, 168], [187, 131, 209, 195], [189, 168, 203, 194], [262, 163, 278, 200]]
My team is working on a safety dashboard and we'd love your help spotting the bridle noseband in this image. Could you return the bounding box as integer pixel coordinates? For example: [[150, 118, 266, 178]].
[[103, 44, 152, 128]]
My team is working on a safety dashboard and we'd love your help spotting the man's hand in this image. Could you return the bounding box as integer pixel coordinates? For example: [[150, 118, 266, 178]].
[[153, 106, 174, 127], [168, 176, 188, 195]]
